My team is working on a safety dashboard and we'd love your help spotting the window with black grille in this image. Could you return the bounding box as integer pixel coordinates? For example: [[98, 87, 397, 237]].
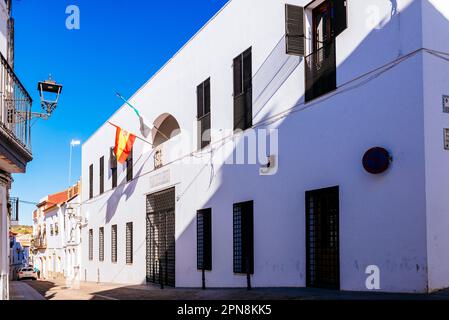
[[89, 164, 93, 199], [99, 156, 104, 195], [126, 149, 133, 182], [110, 147, 118, 188], [99, 227, 104, 262], [233, 48, 252, 131], [126, 222, 133, 264], [197, 208, 212, 271], [88, 229, 93, 261], [233, 201, 254, 274], [111, 225, 117, 263], [197, 78, 211, 150]]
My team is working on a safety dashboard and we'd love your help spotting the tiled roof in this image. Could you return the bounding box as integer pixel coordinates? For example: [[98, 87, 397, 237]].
[[36, 182, 80, 215], [44, 190, 69, 214]]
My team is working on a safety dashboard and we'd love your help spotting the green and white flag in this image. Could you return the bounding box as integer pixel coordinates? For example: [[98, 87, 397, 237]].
[[116, 92, 151, 138]]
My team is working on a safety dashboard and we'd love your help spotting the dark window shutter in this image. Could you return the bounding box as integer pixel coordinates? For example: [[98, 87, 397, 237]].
[[197, 82, 204, 118], [126, 149, 133, 182], [332, 0, 347, 37], [233, 48, 252, 131], [99, 156, 104, 195], [110, 147, 118, 188], [285, 4, 305, 56], [110, 147, 117, 169], [204, 78, 211, 115], [233, 55, 243, 96], [243, 49, 252, 91], [89, 164, 93, 199], [234, 94, 246, 131]]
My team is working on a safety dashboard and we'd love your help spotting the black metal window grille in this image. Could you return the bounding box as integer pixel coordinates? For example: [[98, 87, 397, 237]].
[[306, 186, 340, 290], [197, 208, 212, 271], [126, 222, 133, 264], [233, 48, 252, 131], [233, 201, 254, 274], [88, 229, 93, 261], [99, 227, 104, 262], [111, 225, 117, 263], [305, 40, 336, 102], [197, 78, 211, 150], [110, 147, 118, 188], [89, 164, 93, 199], [126, 149, 133, 182], [99, 156, 104, 195], [146, 188, 176, 287]]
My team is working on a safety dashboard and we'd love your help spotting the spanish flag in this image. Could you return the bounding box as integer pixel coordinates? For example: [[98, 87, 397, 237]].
[[114, 126, 136, 164]]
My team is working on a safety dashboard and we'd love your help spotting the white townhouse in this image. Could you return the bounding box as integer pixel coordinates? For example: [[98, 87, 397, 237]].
[[81, 0, 449, 293], [0, 0, 33, 299], [32, 183, 82, 281], [62, 182, 83, 286]]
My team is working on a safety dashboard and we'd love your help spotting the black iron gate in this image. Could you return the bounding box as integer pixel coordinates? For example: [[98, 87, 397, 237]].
[[306, 186, 340, 290], [146, 188, 176, 287]]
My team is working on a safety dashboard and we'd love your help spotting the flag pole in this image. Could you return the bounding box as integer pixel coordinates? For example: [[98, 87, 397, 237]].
[[116, 92, 171, 141], [108, 121, 153, 146]]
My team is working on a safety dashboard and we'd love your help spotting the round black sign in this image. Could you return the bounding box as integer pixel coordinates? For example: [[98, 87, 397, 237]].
[[362, 147, 392, 174]]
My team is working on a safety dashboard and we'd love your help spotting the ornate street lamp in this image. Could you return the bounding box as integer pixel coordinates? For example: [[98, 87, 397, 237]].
[[37, 75, 63, 119]]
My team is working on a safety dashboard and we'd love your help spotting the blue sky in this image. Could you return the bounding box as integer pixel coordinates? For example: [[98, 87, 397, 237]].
[[11, 0, 229, 225]]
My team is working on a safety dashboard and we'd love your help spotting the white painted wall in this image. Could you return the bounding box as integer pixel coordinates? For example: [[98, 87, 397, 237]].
[[80, 0, 448, 293], [44, 207, 65, 275], [0, 184, 9, 299]]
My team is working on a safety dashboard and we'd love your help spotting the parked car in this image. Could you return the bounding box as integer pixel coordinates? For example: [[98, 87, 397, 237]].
[[17, 267, 37, 281]]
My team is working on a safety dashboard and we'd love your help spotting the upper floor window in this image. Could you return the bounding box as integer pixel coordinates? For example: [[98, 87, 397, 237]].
[[233, 48, 252, 131], [197, 78, 211, 150], [99, 156, 105, 195], [110, 147, 118, 188], [285, 1, 347, 57], [89, 164, 94, 199], [126, 149, 133, 182]]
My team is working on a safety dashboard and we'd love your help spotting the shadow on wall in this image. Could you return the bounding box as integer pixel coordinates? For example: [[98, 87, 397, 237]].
[[101, 151, 155, 224], [171, 0, 446, 291]]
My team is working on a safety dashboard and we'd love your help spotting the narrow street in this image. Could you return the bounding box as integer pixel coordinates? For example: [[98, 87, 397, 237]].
[[9, 281, 45, 300], [8, 279, 449, 300]]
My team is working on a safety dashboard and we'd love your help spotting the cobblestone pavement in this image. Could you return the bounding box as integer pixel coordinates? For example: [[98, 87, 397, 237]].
[[12, 279, 449, 300]]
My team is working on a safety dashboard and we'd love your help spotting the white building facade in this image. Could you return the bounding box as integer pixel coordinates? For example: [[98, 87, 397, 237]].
[[62, 183, 82, 286], [81, 0, 449, 293], [0, 0, 33, 300]]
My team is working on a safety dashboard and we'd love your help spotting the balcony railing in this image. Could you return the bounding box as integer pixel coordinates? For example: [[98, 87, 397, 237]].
[[0, 51, 32, 153], [32, 237, 47, 249], [8, 197, 19, 222], [305, 40, 337, 103]]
